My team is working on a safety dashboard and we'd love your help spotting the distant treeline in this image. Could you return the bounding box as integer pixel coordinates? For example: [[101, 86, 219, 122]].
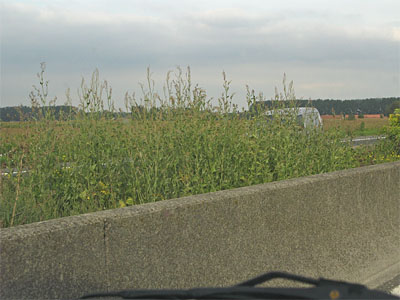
[[0, 105, 131, 122], [252, 97, 400, 116], [1, 97, 400, 121], [0, 105, 78, 122], [0, 105, 192, 122]]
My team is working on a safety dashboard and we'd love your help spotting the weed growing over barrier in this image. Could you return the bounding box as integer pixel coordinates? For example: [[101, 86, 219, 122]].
[[1, 65, 399, 228]]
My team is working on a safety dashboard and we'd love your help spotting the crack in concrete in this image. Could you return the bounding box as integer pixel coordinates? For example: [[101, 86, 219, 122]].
[[103, 218, 110, 292]]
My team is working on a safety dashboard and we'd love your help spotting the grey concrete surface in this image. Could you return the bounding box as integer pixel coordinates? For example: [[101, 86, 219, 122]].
[[0, 214, 107, 299], [1, 161, 399, 299], [376, 273, 400, 295]]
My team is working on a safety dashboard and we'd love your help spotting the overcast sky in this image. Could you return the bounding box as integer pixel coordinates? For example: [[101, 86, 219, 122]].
[[1, 0, 399, 110]]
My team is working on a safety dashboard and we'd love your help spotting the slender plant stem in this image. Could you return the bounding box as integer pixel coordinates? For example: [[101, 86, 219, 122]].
[[10, 154, 24, 227]]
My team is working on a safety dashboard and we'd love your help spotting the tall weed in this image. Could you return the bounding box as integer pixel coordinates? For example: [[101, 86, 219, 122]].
[[0, 65, 396, 228]]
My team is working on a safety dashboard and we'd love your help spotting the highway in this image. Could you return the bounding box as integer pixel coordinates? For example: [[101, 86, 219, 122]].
[[349, 135, 386, 146]]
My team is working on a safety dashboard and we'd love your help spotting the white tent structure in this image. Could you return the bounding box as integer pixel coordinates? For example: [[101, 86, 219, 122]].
[[264, 107, 323, 129]]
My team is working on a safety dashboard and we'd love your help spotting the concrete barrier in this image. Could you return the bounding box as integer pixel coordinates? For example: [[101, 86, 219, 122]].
[[1, 161, 399, 299]]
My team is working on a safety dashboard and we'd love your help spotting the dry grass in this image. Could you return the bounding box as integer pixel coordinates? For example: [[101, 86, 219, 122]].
[[323, 117, 389, 135]]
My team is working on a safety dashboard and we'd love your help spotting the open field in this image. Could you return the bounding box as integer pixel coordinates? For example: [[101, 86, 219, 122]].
[[1, 115, 390, 139], [1, 116, 389, 139], [322, 116, 389, 136]]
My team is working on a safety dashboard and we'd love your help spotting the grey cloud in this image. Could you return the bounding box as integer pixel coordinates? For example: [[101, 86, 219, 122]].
[[1, 2, 399, 107], [2, 3, 397, 69]]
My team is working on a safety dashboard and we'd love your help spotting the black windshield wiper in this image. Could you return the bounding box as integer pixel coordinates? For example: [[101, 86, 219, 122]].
[[80, 271, 399, 299]]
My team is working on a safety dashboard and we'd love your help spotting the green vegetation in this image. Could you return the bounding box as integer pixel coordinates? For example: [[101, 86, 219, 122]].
[[1, 65, 399, 228], [353, 123, 378, 136], [384, 108, 400, 154]]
